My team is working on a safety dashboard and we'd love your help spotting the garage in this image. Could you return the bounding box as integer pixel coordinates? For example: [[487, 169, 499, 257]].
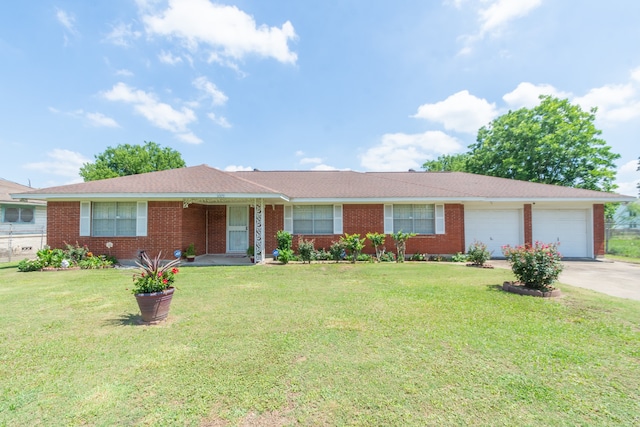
[[464, 209, 522, 258], [532, 209, 589, 258]]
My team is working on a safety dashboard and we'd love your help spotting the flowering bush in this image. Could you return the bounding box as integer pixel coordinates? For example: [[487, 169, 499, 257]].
[[502, 242, 563, 291], [132, 251, 181, 294], [467, 240, 490, 266]]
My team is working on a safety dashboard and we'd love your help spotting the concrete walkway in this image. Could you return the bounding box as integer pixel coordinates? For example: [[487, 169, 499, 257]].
[[492, 259, 640, 301]]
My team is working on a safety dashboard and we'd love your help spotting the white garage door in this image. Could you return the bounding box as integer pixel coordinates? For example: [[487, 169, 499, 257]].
[[532, 209, 589, 258], [465, 209, 522, 258]]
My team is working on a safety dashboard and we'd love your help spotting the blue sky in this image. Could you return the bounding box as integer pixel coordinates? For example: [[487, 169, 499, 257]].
[[1, 0, 639, 196]]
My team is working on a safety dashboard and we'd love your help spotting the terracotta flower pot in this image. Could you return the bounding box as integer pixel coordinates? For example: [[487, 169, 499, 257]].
[[134, 287, 175, 322]]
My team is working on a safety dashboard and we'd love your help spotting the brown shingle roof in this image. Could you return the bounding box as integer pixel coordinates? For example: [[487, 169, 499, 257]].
[[11, 164, 634, 202], [1, 178, 45, 204]]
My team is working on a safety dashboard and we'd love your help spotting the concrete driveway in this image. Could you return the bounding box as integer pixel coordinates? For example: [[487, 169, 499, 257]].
[[492, 259, 640, 301]]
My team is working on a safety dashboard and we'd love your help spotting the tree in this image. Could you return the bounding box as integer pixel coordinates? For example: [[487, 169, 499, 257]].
[[79, 141, 186, 181], [422, 153, 470, 172], [467, 96, 620, 192]]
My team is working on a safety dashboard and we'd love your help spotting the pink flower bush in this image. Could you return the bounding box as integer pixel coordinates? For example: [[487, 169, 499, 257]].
[[502, 242, 563, 291]]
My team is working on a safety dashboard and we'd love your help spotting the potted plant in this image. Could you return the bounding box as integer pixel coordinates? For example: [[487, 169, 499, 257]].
[[132, 251, 181, 323], [246, 245, 255, 262], [185, 243, 196, 262]]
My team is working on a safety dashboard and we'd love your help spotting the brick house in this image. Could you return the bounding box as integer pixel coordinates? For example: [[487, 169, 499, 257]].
[[12, 164, 634, 261]]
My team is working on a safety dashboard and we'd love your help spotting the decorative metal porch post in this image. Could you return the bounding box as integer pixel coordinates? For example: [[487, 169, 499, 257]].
[[254, 199, 265, 263]]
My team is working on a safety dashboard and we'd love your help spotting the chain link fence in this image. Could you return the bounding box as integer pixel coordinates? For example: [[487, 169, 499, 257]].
[[0, 225, 47, 263]]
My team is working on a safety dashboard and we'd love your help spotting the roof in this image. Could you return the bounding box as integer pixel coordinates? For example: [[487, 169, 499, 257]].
[[11, 164, 635, 203], [1, 178, 46, 205]]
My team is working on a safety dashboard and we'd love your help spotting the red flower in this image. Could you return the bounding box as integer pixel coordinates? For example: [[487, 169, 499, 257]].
[[172, 268, 179, 275], [163, 279, 168, 284]]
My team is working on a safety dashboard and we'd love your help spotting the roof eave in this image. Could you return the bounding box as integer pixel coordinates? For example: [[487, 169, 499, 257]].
[[11, 192, 290, 202]]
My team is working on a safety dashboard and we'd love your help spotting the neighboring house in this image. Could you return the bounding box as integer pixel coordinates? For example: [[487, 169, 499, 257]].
[[12, 165, 635, 261], [1, 178, 47, 261], [611, 202, 639, 229]]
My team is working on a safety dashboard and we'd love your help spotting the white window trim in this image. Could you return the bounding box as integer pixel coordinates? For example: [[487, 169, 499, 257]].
[[81, 201, 148, 237], [384, 204, 445, 235]]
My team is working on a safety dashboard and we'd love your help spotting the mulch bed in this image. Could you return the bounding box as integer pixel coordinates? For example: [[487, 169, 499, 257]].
[[465, 263, 495, 269]]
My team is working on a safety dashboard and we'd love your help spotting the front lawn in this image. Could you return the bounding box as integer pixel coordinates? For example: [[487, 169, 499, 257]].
[[1, 263, 639, 426]]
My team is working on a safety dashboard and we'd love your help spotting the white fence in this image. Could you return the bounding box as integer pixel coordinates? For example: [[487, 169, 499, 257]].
[[0, 225, 47, 263]]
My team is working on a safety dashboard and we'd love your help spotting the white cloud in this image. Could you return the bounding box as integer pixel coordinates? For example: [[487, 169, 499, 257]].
[[104, 22, 142, 47], [360, 131, 463, 171], [141, 0, 297, 64], [478, 0, 541, 37], [413, 90, 498, 134], [299, 157, 322, 165], [24, 149, 89, 181], [207, 113, 231, 128], [194, 76, 228, 106], [176, 132, 202, 144], [631, 67, 640, 83], [224, 165, 253, 171], [615, 159, 640, 197], [115, 69, 134, 77], [573, 84, 640, 122], [102, 82, 198, 136], [158, 50, 183, 65], [85, 112, 120, 128], [56, 9, 78, 34], [49, 108, 120, 128], [295, 150, 305, 157], [503, 82, 572, 109], [457, 0, 541, 54], [311, 164, 342, 171]]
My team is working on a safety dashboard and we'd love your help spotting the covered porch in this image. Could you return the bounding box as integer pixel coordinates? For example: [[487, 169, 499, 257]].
[[182, 197, 284, 264]]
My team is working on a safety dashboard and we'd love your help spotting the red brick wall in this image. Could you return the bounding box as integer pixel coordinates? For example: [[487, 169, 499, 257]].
[[46, 201, 185, 260], [524, 204, 532, 246], [207, 206, 227, 253], [593, 204, 605, 257], [280, 203, 467, 256], [182, 204, 206, 255]]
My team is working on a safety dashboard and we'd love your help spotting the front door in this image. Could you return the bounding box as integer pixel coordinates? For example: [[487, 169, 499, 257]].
[[227, 206, 249, 253]]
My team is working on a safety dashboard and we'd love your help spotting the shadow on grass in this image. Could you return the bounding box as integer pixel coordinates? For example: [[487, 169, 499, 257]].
[[486, 284, 504, 293], [105, 313, 143, 326]]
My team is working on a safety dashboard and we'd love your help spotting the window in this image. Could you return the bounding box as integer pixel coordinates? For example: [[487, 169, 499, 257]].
[[2, 206, 34, 223], [385, 204, 445, 235], [293, 205, 334, 234], [92, 202, 137, 237]]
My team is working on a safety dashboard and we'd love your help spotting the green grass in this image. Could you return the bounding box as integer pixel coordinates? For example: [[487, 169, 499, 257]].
[[606, 236, 640, 263], [1, 263, 639, 426]]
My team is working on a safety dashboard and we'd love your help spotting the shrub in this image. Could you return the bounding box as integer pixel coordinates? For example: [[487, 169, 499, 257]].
[[357, 253, 373, 262], [329, 241, 346, 262], [451, 252, 467, 262], [297, 236, 315, 264], [366, 232, 386, 262], [312, 248, 332, 261], [277, 248, 294, 264], [36, 247, 67, 268], [502, 242, 563, 291], [276, 230, 293, 251], [408, 253, 426, 261], [18, 259, 43, 272], [79, 254, 113, 269], [379, 250, 396, 262], [467, 240, 490, 266], [64, 242, 89, 264], [340, 233, 366, 263], [391, 231, 416, 263]]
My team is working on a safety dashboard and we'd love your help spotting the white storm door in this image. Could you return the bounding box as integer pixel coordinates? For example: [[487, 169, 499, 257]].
[[227, 206, 249, 253]]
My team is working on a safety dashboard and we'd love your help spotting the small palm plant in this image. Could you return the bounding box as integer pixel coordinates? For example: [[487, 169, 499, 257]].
[[132, 251, 181, 294]]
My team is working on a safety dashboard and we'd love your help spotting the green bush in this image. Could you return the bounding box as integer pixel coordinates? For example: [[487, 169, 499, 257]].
[[277, 248, 294, 264], [451, 252, 467, 262], [379, 250, 396, 262], [276, 230, 293, 251], [312, 248, 332, 261], [467, 240, 490, 266], [340, 233, 366, 263], [329, 241, 346, 262], [297, 237, 315, 264], [502, 242, 563, 291], [79, 255, 113, 269], [18, 259, 43, 272]]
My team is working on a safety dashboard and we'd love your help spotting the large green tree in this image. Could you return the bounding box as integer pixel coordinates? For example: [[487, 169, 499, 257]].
[[422, 153, 469, 172], [79, 141, 186, 182], [423, 96, 621, 193]]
